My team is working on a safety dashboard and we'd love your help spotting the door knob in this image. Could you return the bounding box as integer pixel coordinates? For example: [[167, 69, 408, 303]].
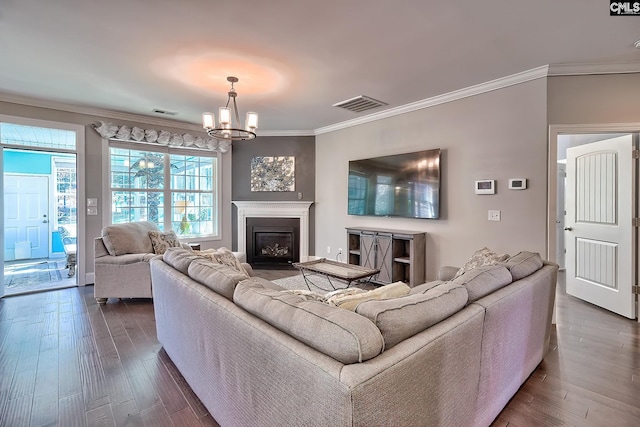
[[564, 227, 572, 231]]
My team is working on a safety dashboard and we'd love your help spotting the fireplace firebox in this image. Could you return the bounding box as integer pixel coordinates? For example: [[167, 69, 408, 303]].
[[246, 217, 299, 268]]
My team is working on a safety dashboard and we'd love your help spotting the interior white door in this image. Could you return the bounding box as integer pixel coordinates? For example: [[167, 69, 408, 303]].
[[4, 174, 50, 260], [565, 135, 636, 319]]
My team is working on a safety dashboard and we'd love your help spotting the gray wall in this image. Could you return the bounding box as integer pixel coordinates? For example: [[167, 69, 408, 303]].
[[231, 135, 315, 252], [548, 73, 640, 124], [315, 78, 549, 279], [0, 100, 234, 283]]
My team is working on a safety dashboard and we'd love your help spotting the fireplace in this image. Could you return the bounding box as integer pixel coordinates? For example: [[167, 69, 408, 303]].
[[246, 217, 299, 268], [233, 201, 313, 263]]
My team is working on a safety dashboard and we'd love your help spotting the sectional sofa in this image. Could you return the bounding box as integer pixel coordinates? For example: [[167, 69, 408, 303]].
[[151, 248, 557, 427]]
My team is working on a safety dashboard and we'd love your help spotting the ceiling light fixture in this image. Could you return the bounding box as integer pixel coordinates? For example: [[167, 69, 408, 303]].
[[202, 76, 258, 141]]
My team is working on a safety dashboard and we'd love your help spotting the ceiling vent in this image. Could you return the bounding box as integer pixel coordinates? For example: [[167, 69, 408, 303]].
[[152, 108, 178, 116], [333, 95, 388, 113]]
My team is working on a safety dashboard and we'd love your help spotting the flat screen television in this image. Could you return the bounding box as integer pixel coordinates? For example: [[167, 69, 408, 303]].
[[347, 148, 440, 219]]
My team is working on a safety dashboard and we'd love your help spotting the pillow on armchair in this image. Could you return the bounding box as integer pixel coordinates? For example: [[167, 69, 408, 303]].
[[149, 230, 182, 255]]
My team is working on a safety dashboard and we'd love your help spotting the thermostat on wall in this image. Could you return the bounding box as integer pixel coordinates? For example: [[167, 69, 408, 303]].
[[509, 178, 527, 190], [475, 180, 495, 195]]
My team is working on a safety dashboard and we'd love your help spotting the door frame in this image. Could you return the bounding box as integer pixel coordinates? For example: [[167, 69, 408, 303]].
[[0, 115, 86, 294], [548, 123, 640, 322]]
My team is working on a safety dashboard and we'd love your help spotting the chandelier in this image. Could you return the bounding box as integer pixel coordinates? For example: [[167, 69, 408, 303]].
[[202, 76, 258, 141]]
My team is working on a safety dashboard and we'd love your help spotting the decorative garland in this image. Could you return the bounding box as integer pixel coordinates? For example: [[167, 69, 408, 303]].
[[92, 121, 231, 153]]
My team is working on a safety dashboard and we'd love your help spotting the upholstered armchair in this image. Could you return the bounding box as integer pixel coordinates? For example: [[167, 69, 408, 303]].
[[94, 221, 250, 304], [93, 221, 192, 304]]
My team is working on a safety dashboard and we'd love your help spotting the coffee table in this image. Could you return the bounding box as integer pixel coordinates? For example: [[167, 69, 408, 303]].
[[292, 258, 380, 291]]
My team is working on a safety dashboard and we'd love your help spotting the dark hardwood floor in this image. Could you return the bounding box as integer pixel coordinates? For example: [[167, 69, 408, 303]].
[[0, 269, 638, 426]]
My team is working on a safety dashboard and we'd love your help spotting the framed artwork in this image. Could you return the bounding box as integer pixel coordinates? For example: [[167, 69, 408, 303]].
[[251, 156, 295, 192]]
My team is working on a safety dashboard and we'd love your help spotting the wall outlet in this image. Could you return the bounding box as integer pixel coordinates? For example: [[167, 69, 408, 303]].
[[327, 246, 331, 254], [488, 210, 501, 221], [338, 248, 343, 255]]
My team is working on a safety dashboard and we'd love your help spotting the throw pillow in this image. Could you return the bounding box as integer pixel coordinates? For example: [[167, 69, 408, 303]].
[[453, 247, 510, 279], [148, 230, 181, 255]]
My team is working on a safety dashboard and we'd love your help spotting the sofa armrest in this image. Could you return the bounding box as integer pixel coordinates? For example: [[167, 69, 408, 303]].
[[437, 266, 460, 281], [95, 237, 110, 258]]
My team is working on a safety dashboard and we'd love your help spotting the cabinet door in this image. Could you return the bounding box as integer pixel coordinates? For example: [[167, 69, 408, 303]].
[[375, 234, 393, 283], [360, 233, 376, 270]]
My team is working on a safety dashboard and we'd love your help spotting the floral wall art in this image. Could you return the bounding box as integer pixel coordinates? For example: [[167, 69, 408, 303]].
[[250, 156, 295, 192]]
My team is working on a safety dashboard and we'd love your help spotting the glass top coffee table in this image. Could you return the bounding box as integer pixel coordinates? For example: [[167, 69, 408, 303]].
[[292, 258, 380, 291]]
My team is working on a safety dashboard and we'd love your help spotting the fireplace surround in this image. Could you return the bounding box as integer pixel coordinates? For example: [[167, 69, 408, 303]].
[[233, 201, 313, 264]]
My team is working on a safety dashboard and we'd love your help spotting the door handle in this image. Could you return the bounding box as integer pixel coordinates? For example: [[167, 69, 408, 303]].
[[564, 227, 572, 231], [42, 220, 49, 223]]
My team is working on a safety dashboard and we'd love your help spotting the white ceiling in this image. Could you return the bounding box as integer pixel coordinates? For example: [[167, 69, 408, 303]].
[[1, 0, 639, 135]]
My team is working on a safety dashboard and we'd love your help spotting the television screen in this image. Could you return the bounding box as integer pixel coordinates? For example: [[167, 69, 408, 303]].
[[348, 149, 440, 219]]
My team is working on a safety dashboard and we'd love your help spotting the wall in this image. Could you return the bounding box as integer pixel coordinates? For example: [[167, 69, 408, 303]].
[[315, 78, 548, 279], [548, 73, 640, 124], [231, 135, 315, 252], [0, 101, 233, 282]]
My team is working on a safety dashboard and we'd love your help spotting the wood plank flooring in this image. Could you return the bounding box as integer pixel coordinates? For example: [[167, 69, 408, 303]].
[[0, 269, 638, 426]]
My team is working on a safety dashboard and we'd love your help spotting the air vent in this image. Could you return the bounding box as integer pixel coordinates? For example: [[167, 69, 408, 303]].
[[152, 108, 178, 116], [333, 95, 388, 113]]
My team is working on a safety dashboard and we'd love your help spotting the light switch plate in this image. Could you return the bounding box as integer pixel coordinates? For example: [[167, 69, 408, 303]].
[[87, 206, 98, 216], [87, 198, 98, 206]]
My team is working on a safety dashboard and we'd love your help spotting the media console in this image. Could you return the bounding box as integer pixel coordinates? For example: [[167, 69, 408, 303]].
[[346, 227, 426, 287]]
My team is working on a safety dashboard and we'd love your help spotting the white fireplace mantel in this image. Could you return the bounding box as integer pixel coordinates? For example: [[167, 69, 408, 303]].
[[233, 201, 314, 260]]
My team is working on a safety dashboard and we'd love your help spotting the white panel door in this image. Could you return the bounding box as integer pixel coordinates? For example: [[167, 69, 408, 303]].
[[565, 135, 636, 319], [4, 174, 50, 260]]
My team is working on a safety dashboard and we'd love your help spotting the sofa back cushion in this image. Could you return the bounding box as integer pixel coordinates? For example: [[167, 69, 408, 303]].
[[234, 279, 384, 364], [356, 281, 468, 349], [101, 221, 159, 256], [452, 265, 512, 303], [163, 247, 202, 275], [188, 258, 249, 300], [502, 251, 544, 280]]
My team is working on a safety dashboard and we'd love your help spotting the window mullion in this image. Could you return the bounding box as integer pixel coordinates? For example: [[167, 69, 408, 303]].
[[163, 153, 171, 231]]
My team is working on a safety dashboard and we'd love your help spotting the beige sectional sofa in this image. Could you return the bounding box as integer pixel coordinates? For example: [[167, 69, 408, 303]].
[[151, 248, 557, 427]]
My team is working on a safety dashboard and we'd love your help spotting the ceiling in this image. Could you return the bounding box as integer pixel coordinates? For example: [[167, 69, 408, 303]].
[[1, 0, 639, 135]]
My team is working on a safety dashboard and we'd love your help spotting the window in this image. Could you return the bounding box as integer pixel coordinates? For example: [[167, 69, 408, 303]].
[[109, 144, 219, 238]]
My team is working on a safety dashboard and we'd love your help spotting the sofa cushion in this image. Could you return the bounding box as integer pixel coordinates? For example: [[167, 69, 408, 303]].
[[101, 221, 159, 256], [148, 230, 182, 255], [188, 259, 249, 300], [356, 281, 468, 349], [234, 279, 384, 364], [454, 247, 510, 279], [452, 265, 512, 303], [325, 282, 411, 311], [409, 280, 445, 294], [194, 247, 249, 275], [502, 251, 544, 280], [163, 247, 202, 275]]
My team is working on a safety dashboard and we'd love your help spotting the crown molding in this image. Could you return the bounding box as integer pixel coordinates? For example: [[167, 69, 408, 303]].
[[548, 61, 640, 76], [315, 66, 550, 135]]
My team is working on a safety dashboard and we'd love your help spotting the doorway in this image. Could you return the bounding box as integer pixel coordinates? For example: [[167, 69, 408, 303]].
[[1, 117, 85, 298], [549, 125, 640, 321]]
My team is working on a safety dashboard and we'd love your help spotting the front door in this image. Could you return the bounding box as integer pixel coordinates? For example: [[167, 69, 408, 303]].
[[4, 174, 50, 260], [565, 135, 636, 319]]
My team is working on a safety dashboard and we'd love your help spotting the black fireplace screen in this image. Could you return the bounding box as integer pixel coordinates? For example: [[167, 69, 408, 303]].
[[246, 217, 299, 268]]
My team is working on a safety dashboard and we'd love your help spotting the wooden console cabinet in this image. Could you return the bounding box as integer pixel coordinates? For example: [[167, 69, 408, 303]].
[[346, 227, 426, 287]]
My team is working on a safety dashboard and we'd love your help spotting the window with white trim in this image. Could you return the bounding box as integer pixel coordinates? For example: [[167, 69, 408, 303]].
[[109, 142, 219, 238]]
